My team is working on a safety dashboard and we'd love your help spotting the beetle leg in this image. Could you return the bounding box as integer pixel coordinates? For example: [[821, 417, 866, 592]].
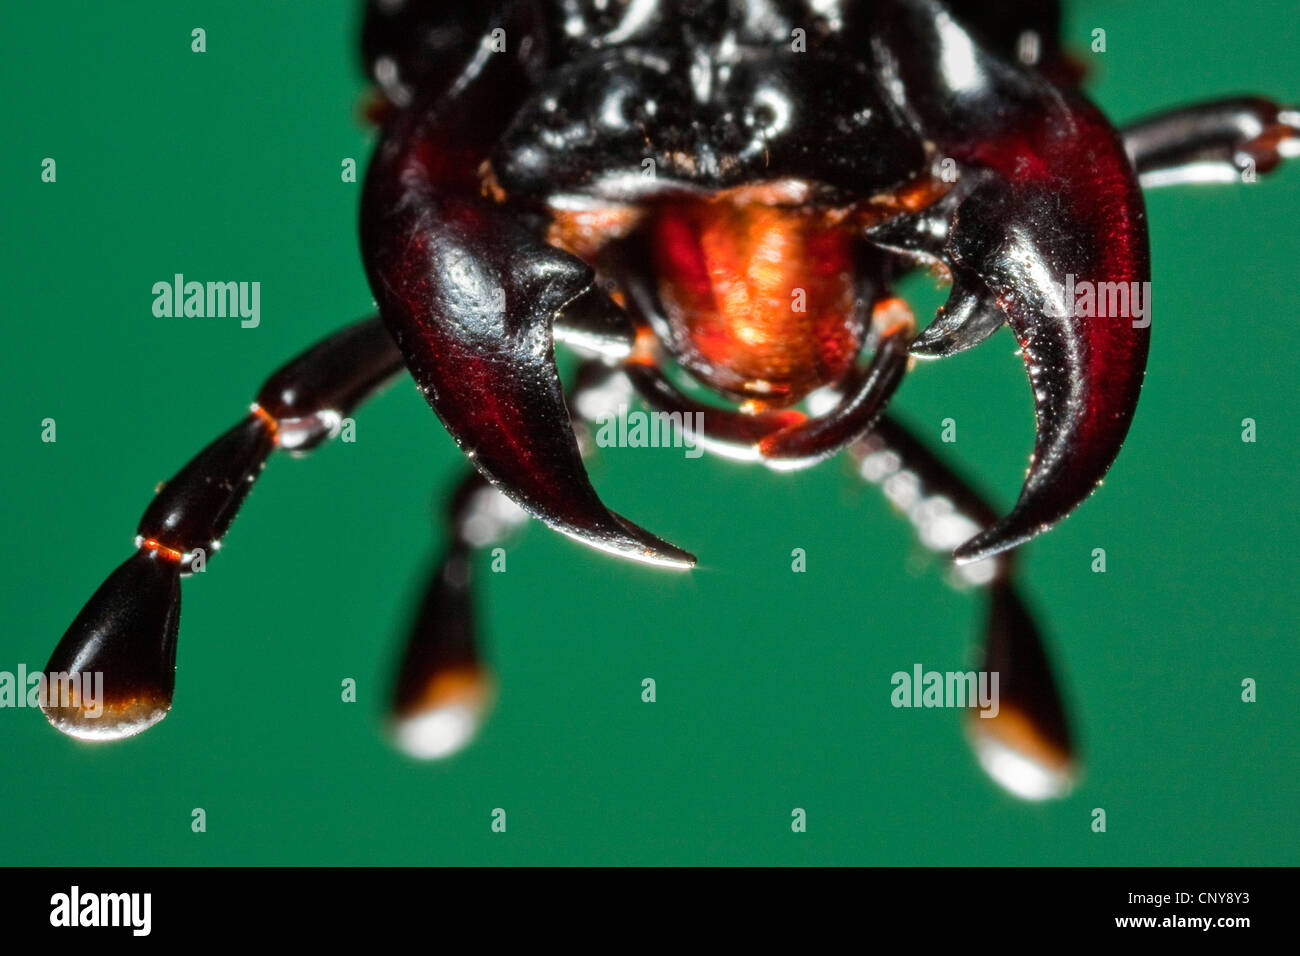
[[851, 415, 1077, 800], [391, 359, 671, 759], [390, 469, 526, 761], [1121, 97, 1300, 188], [871, 0, 1151, 564], [43, 318, 406, 740]]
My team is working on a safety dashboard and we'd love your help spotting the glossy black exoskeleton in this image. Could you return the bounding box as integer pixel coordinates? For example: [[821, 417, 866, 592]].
[[43, 1, 1297, 799]]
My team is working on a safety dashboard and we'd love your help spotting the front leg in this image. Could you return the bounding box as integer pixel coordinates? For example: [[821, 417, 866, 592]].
[[389, 470, 525, 761], [851, 416, 1076, 801], [43, 318, 405, 740], [389, 360, 657, 760], [1122, 97, 1299, 188]]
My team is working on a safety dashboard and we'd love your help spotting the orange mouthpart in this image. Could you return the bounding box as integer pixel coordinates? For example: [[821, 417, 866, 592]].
[[649, 187, 861, 406]]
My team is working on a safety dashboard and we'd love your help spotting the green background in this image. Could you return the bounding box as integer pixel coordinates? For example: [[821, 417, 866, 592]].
[[2, 1, 1296, 866]]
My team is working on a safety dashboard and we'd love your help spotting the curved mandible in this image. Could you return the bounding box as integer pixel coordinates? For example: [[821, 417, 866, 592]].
[[870, 0, 1151, 563]]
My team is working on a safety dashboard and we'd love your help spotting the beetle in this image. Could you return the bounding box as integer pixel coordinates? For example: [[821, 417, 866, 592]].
[[41, 0, 1297, 800]]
